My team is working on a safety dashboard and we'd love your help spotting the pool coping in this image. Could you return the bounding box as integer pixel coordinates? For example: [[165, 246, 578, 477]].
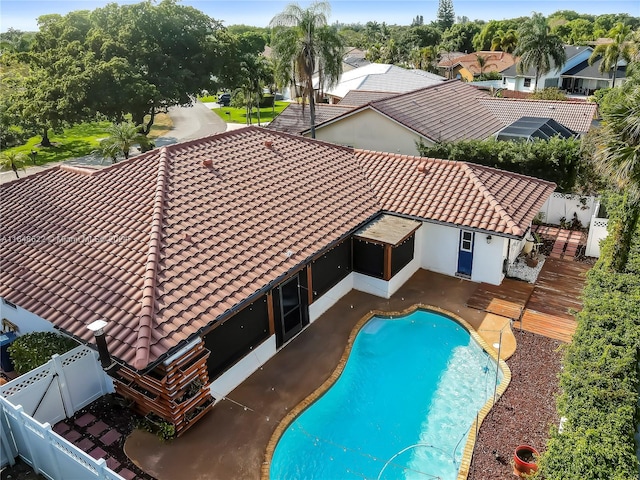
[[260, 304, 512, 480]]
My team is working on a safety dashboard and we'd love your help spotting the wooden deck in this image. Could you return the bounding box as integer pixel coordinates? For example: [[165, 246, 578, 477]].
[[467, 257, 591, 342], [466, 278, 534, 320]]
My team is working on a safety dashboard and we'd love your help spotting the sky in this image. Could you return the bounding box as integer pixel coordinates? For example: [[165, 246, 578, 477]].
[[1, 0, 639, 32]]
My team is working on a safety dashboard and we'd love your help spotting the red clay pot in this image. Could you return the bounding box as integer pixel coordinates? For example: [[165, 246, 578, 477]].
[[513, 445, 539, 477]]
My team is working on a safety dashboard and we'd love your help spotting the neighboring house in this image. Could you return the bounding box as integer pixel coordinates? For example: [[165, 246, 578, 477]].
[[306, 80, 503, 155], [437, 51, 516, 81], [342, 47, 371, 72], [316, 63, 445, 104], [337, 90, 396, 107], [477, 97, 598, 135], [559, 55, 627, 94], [501, 45, 592, 93], [267, 103, 353, 135], [0, 126, 554, 435]]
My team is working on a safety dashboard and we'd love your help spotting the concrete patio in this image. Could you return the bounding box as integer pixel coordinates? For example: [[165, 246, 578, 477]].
[[124, 269, 490, 480]]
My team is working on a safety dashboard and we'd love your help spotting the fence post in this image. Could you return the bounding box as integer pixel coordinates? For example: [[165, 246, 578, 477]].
[[0, 401, 17, 466], [51, 354, 75, 417], [44, 425, 64, 480], [14, 406, 41, 474]]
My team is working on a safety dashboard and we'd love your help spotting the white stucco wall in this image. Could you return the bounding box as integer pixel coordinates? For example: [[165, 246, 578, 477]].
[[311, 108, 429, 155], [471, 234, 506, 285], [419, 222, 459, 276], [418, 222, 509, 285], [208, 335, 277, 401], [0, 300, 56, 335], [309, 273, 354, 323]]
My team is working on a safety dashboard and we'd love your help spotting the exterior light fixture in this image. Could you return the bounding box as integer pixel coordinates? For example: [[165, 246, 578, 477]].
[[486, 235, 492, 244]]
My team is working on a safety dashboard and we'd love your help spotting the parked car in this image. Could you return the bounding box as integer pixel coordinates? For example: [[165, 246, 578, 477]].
[[217, 93, 231, 106]]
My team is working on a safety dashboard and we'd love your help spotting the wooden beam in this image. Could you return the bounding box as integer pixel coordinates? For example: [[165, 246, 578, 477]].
[[383, 244, 392, 281], [267, 291, 275, 336], [306, 265, 314, 305]]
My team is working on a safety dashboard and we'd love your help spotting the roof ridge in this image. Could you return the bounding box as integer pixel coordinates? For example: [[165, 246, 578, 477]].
[[134, 147, 170, 370], [460, 163, 523, 236]]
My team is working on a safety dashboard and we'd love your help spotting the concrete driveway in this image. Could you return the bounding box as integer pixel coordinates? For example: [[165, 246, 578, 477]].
[[0, 101, 229, 184]]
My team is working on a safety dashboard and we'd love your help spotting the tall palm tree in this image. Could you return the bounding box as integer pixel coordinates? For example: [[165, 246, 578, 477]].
[[0, 150, 28, 178], [513, 13, 566, 91], [588, 22, 633, 88], [270, 1, 344, 138], [594, 85, 640, 271], [236, 54, 273, 126]]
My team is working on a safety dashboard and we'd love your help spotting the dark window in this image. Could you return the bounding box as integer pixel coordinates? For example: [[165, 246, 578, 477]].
[[2, 299, 16, 309], [461, 231, 473, 252], [391, 235, 415, 277], [524, 78, 531, 87], [311, 240, 352, 298], [353, 239, 385, 278], [203, 297, 269, 379]]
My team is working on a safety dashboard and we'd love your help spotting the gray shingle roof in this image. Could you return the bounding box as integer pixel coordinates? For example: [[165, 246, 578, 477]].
[[502, 45, 591, 77], [267, 103, 354, 135]]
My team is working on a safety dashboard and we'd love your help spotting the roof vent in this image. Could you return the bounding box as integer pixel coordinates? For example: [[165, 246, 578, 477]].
[[264, 140, 273, 148], [202, 159, 213, 168], [417, 163, 428, 173], [184, 233, 192, 242]]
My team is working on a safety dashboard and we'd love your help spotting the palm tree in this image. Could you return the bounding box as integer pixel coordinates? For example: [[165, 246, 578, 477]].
[[270, 1, 344, 138], [236, 54, 273, 126], [491, 29, 518, 53], [594, 85, 640, 271], [0, 150, 28, 179], [100, 122, 152, 161], [513, 13, 566, 91], [476, 54, 487, 77], [588, 22, 633, 88]]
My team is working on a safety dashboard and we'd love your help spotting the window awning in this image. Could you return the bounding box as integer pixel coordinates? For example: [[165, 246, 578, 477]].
[[354, 214, 421, 246]]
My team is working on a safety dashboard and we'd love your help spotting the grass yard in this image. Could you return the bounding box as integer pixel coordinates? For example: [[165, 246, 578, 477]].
[[1, 114, 173, 166], [212, 101, 289, 124]]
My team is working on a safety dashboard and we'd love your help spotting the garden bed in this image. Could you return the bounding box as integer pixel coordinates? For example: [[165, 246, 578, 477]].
[[468, 330, 563, 479]]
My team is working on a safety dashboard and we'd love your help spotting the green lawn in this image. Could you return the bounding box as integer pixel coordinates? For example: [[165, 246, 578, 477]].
[[1, 114, 172, 166], [3, 121, 112, 165], [212, 101, 289, 124]]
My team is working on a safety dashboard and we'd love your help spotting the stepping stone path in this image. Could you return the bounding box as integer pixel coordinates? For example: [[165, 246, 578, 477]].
[[53, 410, 147, 479]]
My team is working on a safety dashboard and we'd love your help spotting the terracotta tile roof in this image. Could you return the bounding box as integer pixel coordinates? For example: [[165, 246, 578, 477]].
[[337, 90, 396, 106], [267, 103, 354, 134], [0, 127, 380, 370], [437, 51, 516, 75], [477, 97, 598, 134], [315, 80, 503, 142], [355, 150, 555, 237], [0, 128, 555, 370]]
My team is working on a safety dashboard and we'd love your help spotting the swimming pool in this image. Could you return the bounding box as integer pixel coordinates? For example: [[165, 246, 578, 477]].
[[269, 308, 505, 480]]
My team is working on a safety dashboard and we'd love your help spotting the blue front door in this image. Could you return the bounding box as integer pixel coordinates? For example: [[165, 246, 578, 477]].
[[457, 230, 474, 277]]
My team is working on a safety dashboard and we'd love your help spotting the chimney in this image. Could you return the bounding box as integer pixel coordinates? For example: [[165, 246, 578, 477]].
[[264, 140, 273, 148], [202, 159, 213, 168], [87, 320, 112, 369]]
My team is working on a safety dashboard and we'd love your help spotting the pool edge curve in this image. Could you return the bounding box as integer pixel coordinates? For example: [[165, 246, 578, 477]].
[[260, 304, 512, 480]]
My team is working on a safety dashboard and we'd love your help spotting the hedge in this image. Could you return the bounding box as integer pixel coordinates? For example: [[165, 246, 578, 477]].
[[538, 196, 640, 479], [7, 331, 78, 374]]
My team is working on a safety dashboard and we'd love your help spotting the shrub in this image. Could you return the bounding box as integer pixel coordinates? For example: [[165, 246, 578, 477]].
[[538, 197, 640, 479], [7, 331, 78, 374], [529, 87, 568, 101]]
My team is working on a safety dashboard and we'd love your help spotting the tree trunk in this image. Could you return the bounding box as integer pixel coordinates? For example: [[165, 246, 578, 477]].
[[308, 78, 316, 139], [12, 164, 19, 179], [257, 97, 261, 126], [141, 108, 155, 135], [40, 128, 52, 147]]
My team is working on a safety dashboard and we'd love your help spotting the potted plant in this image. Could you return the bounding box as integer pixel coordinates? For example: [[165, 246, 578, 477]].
[[513, 445, 538, 477], [525, 251, 539, 268]]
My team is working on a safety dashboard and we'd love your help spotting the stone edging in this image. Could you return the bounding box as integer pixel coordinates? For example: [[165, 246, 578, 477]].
[[260, 304, 512, 480]]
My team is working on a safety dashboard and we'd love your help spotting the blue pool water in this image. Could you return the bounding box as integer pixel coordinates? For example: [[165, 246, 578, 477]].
[[270, 309, 502, 480]]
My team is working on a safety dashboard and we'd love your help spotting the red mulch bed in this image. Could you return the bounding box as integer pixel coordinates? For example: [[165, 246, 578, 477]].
[[468, 330, 564, 479]]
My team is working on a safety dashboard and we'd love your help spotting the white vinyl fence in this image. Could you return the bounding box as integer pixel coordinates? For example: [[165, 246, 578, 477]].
[[538, 193, 597, 228], [585, 200, 609, 258], [0, 345, 119, 479]]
